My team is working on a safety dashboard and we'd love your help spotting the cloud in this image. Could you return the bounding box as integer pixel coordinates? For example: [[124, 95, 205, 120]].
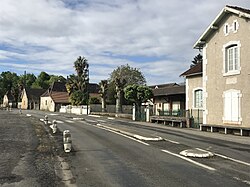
[[0, 0, 249, 85]]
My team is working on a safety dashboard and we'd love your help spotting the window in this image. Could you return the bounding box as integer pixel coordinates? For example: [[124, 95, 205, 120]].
[[224, 23, 229, 35], [233, 20, 239, 33], [45, 100, 47, 105], [194, 89, 203, 108], [223, 90, 241, 123], [223, 41, 241, 76]]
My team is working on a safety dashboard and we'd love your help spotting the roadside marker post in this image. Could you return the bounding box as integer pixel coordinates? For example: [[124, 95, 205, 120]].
[[44, 115, 48, 125], [63, 130, 72, 153]]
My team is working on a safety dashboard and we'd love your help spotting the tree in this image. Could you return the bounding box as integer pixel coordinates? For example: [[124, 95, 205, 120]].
[[124, 84, 153, 121], [109, 64, 146, 113], [99, 80, 108, 112], [66, 56, 89, 105], [48, 75, 66, 85], [19, 73, 37, 89], [32, 71, 50, 89], [191, 54, 203, 67], [0, 71, 19, 105]]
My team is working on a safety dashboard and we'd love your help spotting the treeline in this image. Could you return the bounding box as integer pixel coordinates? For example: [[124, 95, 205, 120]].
[[0, 71, 66, 103]]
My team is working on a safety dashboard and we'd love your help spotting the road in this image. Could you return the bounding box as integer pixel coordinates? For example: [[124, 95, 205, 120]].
[[16, 110, 250, 186]]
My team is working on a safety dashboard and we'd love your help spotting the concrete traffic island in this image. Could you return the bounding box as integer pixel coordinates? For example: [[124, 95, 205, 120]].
[[180, 148, 214, 158]]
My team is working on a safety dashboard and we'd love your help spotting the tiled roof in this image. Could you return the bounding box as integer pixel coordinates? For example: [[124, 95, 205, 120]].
[[180, 63, 202, 77], [149, 83, 178, 89], [26, 88, 46, 100], [152, 84, 185, 96], [51, 92, 70, 103]]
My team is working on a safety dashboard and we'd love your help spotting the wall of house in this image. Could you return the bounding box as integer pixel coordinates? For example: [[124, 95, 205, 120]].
[[21, 91, 28, 109], [204, 14, 250, 127], [3, 95, 8, 107], [186, 75, 203, 110], [40, 96, 55, 112]]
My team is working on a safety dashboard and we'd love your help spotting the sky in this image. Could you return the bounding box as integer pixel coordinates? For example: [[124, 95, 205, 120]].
[[0, 0, 249, 85]]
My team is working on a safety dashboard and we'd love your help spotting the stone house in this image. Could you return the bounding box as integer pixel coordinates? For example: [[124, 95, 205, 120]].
[[150, 83, 185, 116], [21, 88, 46, 110], [192, 5, 250, 128], [40, 82, 70, 112]]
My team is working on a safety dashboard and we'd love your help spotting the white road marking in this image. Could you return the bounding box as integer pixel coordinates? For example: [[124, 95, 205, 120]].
[[49, 113, 59, 116], [164, 138, 180, 144], [88, 115, 101, 118], [97, 119, 106, 123], [215, 153, 250, 167], [65, 120, 74, 124], [107, 117, 115, 120], [233, 177, 250, 185], [196, 148, 250, 167], [94, 125, 150, 146], [56, 120, 64, 124], [26, 114, 31, 117], [40, 118, 45, 122], [161, 149, 216, 171]]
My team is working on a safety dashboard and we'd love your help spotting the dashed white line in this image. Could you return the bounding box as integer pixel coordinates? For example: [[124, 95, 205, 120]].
[[97, 119, 106, 123], [88, 115, 101, 118], [215, 152, 250, 167], [196, 148, 250, 167], [161, 149, 216, 171], [94, 125, 150, 146], [164, 138, 180, 144], [56, 120, 64, 124], [107, 117, 115, 120]]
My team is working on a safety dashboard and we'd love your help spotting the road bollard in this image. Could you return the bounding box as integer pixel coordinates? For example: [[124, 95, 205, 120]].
[[44, 115, 48, 125], [63, 130, 72, 153], [51, 120, 57, 134], [19, 109, 22, 114]]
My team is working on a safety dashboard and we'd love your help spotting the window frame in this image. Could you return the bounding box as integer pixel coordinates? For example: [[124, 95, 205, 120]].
[[193, 88, 203, 109], [223, 41, 241, 76]]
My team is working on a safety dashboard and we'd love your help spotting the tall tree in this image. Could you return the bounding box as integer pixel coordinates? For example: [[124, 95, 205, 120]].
[[191, 54, 203, 67], [99, 80, 108, 112], [0, 71, 19, 105], [124, 84, 153, 121], [109, 64, 146, 113], [66, 56, 89, 105], [31, 71, 50, 89]]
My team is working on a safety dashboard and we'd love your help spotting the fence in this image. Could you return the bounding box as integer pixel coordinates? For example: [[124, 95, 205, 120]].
[[157, 109, 203, 128]]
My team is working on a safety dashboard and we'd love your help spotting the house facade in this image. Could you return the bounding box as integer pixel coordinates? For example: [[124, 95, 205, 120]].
[[21, 88, 45, 110], [151, 83, 185, 116], [193, 5, 250, 127], [3, 91, 15, 108], [181, 63, 203, 127], [40, 82, 70, 112]]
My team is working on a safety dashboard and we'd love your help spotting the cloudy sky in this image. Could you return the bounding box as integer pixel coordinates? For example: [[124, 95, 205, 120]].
[[0, 0, 249, 85]]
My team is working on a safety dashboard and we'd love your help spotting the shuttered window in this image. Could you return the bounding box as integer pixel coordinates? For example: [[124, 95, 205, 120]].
[[224, 90, 241, 122]]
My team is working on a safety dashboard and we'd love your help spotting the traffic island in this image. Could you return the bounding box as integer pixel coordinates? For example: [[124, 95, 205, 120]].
[[180, 148, 214, 158]]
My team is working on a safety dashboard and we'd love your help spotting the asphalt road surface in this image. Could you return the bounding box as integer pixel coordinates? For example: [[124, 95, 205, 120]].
[[2, 109, 250, 187]]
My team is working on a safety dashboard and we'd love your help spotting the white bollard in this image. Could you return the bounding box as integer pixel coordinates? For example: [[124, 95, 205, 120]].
[[63, 130, 72, 153], [51, 120, 57, 134], [44, 115, 48, 125]]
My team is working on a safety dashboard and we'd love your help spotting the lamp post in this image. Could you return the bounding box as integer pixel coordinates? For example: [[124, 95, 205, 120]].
[[84, 63, 89, 115]]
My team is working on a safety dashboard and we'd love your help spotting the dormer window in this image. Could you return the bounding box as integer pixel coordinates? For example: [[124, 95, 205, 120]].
[[233, 20, 239, 33], [224, 23, 229, 35]]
